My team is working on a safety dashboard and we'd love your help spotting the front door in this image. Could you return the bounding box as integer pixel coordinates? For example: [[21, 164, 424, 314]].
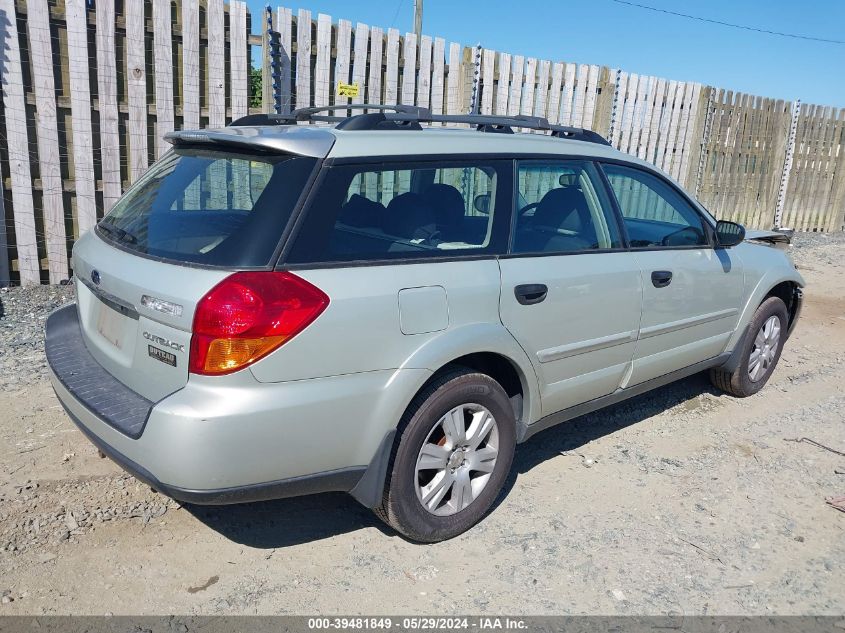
[[499, 160, 643, 418], [601, 163, 744, 386]]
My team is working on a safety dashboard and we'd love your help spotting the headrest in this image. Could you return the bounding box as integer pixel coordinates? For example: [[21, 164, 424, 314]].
[[338, 194, 384, 228], [532, 187, 589, 232], [423, 184, 465, 227], [384, 192, 437, 240]]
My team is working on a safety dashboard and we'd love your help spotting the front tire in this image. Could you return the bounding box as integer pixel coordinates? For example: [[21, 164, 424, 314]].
[[710, 296, 788, 397], [375, 368, 516, 542]]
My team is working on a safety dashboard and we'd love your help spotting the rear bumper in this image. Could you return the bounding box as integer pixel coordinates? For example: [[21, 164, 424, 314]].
[[46, 303, 425, 505], [55, 393, 363, 505]]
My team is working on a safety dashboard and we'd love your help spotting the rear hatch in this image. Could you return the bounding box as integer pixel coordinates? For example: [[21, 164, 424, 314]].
[[72, 146, 318, 401]]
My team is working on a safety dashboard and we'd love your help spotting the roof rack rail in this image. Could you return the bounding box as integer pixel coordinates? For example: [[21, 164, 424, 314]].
[[230, 104, 428, 127], [230, 104, 610, 145], [372, 112, 611, 145]]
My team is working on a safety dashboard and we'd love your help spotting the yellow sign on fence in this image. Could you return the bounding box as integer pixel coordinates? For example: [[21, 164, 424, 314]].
[[337, 82, 360, 98]]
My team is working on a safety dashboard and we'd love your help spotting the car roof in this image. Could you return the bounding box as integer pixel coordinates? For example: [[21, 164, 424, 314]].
[[166, 123, 639, 164], [327, 126, 627, 160]]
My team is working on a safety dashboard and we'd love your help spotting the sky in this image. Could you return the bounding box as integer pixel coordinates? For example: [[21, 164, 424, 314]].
[[245, 0, 845, 107]]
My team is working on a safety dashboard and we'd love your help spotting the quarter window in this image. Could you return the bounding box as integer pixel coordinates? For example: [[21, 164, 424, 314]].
[[512, 160, 622, 254], [602, 164, 709, 248], [287, 161, 508, 263]]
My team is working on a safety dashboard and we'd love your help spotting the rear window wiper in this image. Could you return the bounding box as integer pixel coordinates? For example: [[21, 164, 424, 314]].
[[98, 220, 139, 245]]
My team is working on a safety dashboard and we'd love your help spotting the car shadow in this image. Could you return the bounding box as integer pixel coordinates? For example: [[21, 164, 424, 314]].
[[185, 372, 723, 548], [492, 372, 723, 511], [182, 491, 392, 548]]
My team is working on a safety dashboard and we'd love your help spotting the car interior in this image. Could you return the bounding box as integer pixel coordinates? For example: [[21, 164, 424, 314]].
[[513, 166, 618, 253], [330, 167, 496, 256]]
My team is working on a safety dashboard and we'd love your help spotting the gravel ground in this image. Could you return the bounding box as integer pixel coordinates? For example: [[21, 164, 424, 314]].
[[0, 232, 843, 615], [0, 284, 74, 390]]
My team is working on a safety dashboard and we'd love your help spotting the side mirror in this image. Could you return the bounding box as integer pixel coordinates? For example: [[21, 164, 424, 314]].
[[715, 220, 745, 248], [473, 193, 491, 215]]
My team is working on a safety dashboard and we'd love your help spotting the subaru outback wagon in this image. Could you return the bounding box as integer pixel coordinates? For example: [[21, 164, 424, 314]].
[[46, 105, 803, 542]]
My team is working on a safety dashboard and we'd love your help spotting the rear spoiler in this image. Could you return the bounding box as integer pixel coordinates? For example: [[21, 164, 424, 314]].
[[164, 127, 335, 158], [745, 229, 793, 246]]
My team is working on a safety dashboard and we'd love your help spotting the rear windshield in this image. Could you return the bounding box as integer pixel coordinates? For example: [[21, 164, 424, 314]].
[[97, 148, 317, 267]]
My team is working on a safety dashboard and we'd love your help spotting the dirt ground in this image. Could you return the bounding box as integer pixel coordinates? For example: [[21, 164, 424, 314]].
[[0, 234, 843, 615]]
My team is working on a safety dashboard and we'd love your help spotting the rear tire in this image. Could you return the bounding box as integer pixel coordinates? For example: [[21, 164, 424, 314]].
[[375, 368, 516, 543], [710, 296, 788, 397]]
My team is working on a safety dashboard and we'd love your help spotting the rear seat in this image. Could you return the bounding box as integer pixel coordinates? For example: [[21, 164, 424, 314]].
[[334, 189, 477, 254]]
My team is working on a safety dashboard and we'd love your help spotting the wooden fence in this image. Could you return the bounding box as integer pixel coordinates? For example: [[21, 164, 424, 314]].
[[0, 0, 253, 284], [0, 1, 844, 285]]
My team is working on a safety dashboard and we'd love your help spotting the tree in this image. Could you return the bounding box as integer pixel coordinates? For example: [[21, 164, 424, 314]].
[[249, 66, 262, 109]]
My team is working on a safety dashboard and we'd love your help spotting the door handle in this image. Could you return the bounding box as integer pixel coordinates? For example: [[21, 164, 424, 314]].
[[514, 284, 548, 305], [651, 270, 673, 288]]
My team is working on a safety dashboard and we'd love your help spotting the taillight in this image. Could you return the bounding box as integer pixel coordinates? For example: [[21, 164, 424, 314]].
[[189, 271, 329, 375]]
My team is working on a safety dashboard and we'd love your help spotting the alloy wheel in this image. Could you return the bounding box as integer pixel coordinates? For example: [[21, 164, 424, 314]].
[[414, 403, 499, 516]]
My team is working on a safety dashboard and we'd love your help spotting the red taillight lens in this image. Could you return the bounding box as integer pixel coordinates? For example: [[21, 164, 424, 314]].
[[189, 271, 329, 375]]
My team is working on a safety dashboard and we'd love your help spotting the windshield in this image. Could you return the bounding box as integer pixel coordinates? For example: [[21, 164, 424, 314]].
[[97, 148, 317, 267]]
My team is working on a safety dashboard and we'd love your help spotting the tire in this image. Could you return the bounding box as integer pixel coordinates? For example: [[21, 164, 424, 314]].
[[375, 368, 516, 542], [710, 296, 788, 397]]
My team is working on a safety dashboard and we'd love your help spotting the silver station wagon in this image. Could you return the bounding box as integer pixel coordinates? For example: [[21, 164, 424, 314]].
[[46, 105, 804, 542]]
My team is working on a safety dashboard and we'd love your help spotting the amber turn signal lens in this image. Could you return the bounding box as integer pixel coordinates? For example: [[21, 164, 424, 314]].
[[201, 335, 287, 374]]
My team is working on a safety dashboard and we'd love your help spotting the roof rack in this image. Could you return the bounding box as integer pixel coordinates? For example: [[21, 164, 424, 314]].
[[230, 104, 610, 145]]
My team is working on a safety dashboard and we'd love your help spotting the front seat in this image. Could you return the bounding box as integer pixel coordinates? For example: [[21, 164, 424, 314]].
[[515, 187, 598, 252], [423, 184, 465, 241]]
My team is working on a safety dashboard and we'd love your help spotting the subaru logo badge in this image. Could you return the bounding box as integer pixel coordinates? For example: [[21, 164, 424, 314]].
[[91, 270, 101, 285]]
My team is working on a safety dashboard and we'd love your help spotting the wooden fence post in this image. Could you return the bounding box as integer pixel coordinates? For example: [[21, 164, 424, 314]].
[[1, 0, 39, 284], [66, 0, 97, 236], [28, 0, 68, 283], [693, 87, 715, 199], [229, 1, 249, 120], [153, 0, 175, 154], [207, 0, 226, 127], [96, 0, 121, 215], [126, 0, 149, 182], [182, 0, 200, 130], [295, 9, 312, 109]]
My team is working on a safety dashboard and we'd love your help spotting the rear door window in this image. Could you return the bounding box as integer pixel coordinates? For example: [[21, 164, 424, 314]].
[[97, 149, 317, 267], [286, 160, 511, 264]]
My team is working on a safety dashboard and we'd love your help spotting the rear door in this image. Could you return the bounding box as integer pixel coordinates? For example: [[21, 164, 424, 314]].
[[498, 160, 643, 418], [600, 163, 744, 386], [267, 157, 512, 381]]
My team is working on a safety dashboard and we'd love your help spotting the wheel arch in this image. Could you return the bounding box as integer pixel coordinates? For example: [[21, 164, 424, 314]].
[[721, 272, 803, 372], [763, 280, 802, 334], [349, 325, 542, 509], [397, 322, 542, 429]]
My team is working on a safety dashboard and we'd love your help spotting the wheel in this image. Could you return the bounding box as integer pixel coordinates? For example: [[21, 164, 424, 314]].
[[710, 296, 788, 397], [375, 368, 516, 542]]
